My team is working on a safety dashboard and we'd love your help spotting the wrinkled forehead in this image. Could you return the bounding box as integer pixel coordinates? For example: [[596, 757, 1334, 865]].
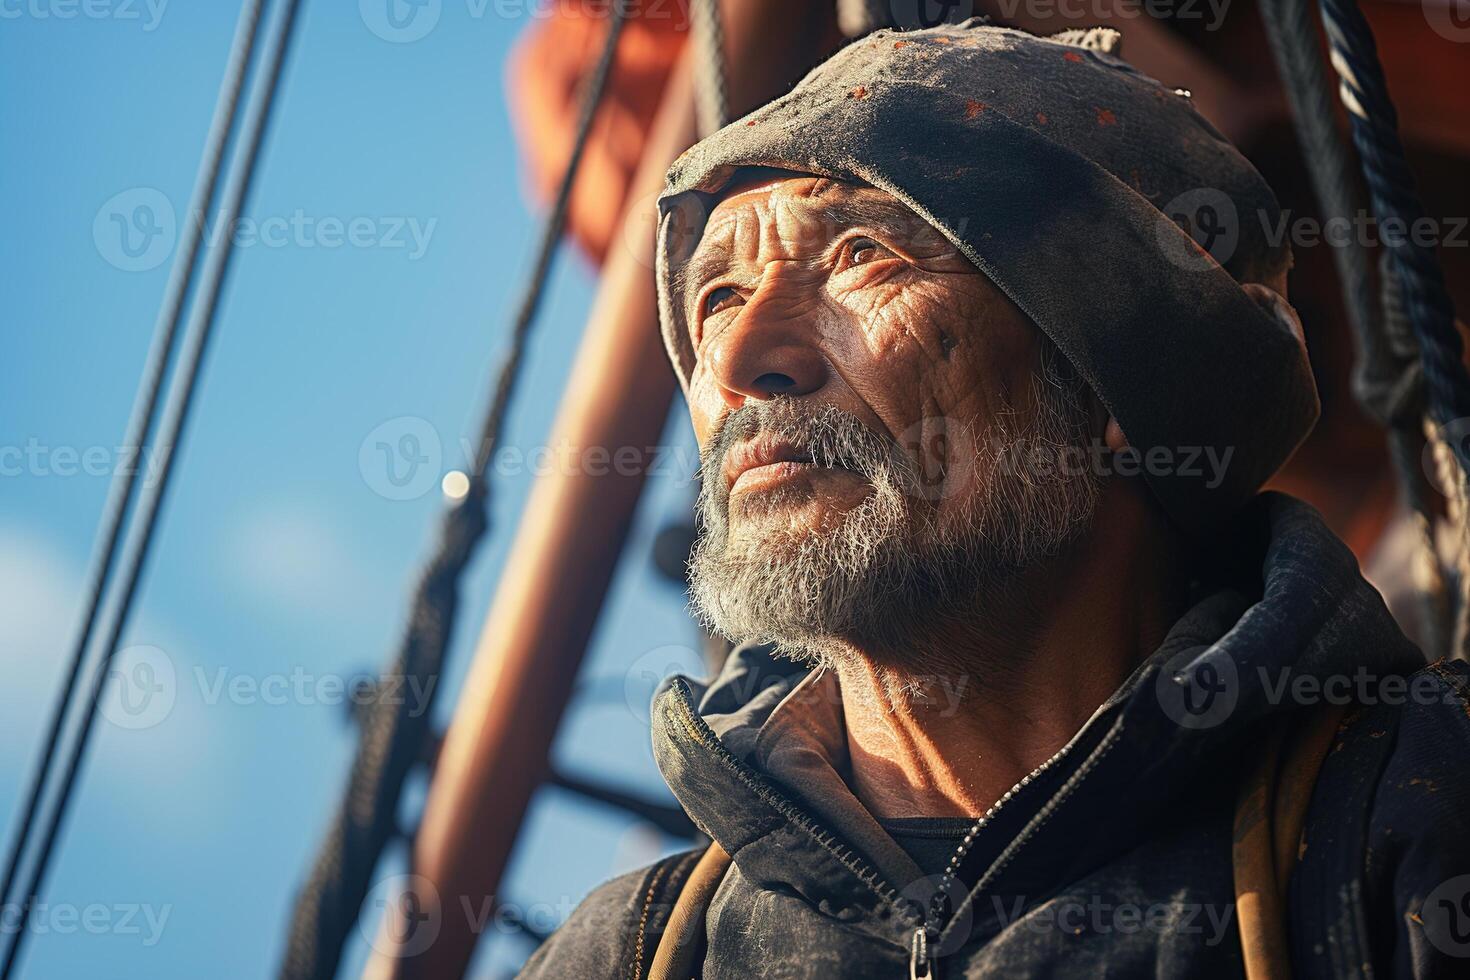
[[670, 170, 946, 307], [693, 170, 940, 257]]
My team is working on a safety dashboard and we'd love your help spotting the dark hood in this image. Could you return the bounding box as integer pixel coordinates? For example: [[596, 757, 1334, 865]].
[[649, 493, 1423, 950]]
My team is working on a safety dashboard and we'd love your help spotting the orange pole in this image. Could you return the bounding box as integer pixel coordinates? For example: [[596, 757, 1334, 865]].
[[365, 5, 832, 977]]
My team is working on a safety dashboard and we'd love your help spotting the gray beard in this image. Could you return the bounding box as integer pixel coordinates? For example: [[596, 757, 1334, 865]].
[[687, 364, 1101, 673]]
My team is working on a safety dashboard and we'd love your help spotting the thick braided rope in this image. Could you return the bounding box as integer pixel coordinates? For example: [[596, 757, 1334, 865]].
[[1260, 0, 1447, 651], [1320, 0, 1470, 465]]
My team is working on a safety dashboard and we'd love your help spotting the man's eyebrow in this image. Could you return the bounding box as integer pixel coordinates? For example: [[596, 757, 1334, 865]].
[[677, 241, 735, 308], [816, 195, 924, 232]]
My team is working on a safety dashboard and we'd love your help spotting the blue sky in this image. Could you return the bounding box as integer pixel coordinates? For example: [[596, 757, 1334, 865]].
[[1, 2, 704, 976]]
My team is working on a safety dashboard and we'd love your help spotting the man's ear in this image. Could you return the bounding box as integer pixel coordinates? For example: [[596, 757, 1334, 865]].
[[1241, 281, 1307, 350]]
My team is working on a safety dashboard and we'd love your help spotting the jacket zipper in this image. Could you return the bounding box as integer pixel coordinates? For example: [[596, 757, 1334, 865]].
[[669, 676, 1116, 980], [907, 720, 1113, 979]]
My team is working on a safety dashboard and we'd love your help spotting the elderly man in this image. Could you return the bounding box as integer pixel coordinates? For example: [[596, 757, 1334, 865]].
[[522, 20, 1470, 980]]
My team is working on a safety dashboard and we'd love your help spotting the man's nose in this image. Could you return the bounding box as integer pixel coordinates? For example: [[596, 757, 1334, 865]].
[[706, 265, 829, 409]]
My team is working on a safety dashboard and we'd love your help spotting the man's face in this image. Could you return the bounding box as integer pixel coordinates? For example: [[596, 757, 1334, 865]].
[[676, 175, 1100, 663]]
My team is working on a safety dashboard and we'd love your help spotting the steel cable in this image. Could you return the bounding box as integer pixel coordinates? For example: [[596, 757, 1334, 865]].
[[0, 0, 307, 974]]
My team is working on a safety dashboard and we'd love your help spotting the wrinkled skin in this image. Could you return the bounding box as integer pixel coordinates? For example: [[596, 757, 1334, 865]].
[[673, 171, 1302, 820], [678, 173, 1061, 553]]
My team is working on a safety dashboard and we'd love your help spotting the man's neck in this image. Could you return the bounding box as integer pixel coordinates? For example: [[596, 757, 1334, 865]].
[[836, 491, 1184, 819]]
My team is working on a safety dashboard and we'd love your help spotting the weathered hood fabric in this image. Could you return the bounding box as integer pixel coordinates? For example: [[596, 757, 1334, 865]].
[[520, 495, 1470, 978], [654, 20, 1319, 530]]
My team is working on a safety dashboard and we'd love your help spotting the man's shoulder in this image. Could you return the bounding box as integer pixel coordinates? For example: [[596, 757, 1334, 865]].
[[517, 847, 706, 980]]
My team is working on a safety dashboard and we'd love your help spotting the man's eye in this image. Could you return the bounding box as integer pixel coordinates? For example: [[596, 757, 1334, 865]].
[[845, 236, 886, 266], [703, 286, 743, 318]]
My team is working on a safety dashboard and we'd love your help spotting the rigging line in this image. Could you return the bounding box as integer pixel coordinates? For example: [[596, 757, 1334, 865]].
[[1257, 0, 1446, 653], [0, 0, 269, 928], [1319, 0, 1468, 460], [0, 0, 307, 975], [690, 0, 729, 136], [1318, 0, 1470, 655], [277, 3, 629, 978]]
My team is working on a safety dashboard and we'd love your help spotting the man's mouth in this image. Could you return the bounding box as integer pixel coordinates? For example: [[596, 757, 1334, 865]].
[[723, 435, 854, 494]]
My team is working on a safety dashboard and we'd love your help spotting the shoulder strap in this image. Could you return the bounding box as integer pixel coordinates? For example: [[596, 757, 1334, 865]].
[[1234, 704, 1351, 980], [645, 842, 731, 980]]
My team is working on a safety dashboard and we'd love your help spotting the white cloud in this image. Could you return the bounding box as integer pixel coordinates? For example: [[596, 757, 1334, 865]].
[[223, 500, 378, 619]]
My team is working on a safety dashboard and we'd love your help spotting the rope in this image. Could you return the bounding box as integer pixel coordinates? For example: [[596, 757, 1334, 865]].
[[1318, 0, 1470, 655], [276, 3, 629, 977], [0, 0, 306, 975], [1319, 0, 1470, 457], [1258, 0, 1448, 653], [689, 0, 729, 135], [0, 0, 269, 935], [1425, 417, 1470, 657]]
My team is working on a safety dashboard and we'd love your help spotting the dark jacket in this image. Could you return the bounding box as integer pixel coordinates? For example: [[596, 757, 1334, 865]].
[[521, 495, 1470, 978]]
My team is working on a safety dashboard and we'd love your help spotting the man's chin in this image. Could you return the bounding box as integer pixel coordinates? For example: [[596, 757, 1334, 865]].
[[727, 483, 872, 542]]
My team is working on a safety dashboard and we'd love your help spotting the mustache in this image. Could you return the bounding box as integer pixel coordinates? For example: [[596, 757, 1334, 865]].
[[699, 399, 918, 497]]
